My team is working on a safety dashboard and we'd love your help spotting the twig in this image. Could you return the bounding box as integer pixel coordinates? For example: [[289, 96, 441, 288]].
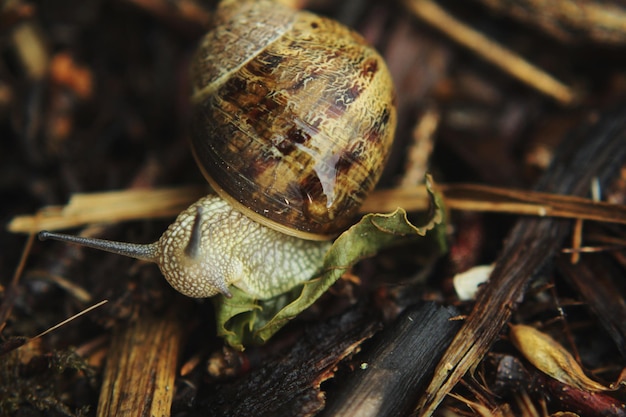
[[362, 183, 626, 224], [7, 185, 207, 233], [404, 0, 577, 105], [9, 182, 626, 235], [399, 106, 439, 188], [33, 300, 108, 340]]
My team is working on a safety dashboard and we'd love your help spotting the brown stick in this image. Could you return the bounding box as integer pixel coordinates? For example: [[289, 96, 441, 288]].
[[97, 306, 187, 417], [361, 183, 626, 224], [404, 0, 577, 105]]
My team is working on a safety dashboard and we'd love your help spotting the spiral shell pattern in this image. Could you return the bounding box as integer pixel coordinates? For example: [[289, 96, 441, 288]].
[[191, 0, 396, 239]]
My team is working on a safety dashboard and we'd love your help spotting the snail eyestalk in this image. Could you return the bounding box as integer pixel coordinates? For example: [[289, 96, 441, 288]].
[[184, 206, 203, 259], [38, 231, 159, 262]]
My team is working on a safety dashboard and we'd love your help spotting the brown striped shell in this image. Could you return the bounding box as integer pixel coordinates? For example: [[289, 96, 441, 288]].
[[190, 0, 396, 240]]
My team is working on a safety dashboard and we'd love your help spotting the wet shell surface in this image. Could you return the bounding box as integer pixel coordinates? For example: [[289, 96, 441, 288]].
[[190, 0, 397, 240]]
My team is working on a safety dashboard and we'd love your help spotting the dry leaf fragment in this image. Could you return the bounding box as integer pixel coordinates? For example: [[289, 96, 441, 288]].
[[509, 324, 608, 392]]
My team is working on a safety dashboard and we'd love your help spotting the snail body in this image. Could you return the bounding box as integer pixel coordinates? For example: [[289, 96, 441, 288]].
[[41, 196, 331, 298], [39, 0, 396, 299]]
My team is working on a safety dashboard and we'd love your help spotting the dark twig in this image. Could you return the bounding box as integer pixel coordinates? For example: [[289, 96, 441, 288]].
[[322, 302, 462, 417]]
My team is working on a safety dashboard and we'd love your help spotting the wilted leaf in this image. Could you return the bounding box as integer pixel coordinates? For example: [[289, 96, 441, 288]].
[[510, 324, 608, 392], [213, 180, 447, 350]]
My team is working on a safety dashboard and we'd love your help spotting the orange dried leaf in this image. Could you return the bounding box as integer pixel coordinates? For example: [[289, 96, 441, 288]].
[[510, 324, 608, 392]]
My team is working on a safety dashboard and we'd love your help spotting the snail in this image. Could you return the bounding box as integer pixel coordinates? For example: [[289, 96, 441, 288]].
[[39, 0, 397, 300]]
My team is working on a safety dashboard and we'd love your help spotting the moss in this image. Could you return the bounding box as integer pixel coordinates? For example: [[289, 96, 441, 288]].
[[0, 344, 96, 416]]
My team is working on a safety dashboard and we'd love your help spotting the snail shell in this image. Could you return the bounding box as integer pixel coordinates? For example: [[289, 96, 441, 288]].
[[190, 0, 396, 239]]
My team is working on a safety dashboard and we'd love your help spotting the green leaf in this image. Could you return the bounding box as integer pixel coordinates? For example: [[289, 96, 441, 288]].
[[213, 178, 447, 350]]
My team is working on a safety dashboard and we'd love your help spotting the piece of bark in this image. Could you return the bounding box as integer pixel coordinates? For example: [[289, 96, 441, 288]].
[[558, 255, 626, 359], [321, 302, 462, 417], [192, 304, 381, 417], [417, 102, 626, 416], [97, 304, 188, 417]]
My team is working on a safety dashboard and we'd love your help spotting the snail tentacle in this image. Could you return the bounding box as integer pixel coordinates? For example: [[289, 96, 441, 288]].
[[184, 205, 204, 259], [38, 231, 159, 262]]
